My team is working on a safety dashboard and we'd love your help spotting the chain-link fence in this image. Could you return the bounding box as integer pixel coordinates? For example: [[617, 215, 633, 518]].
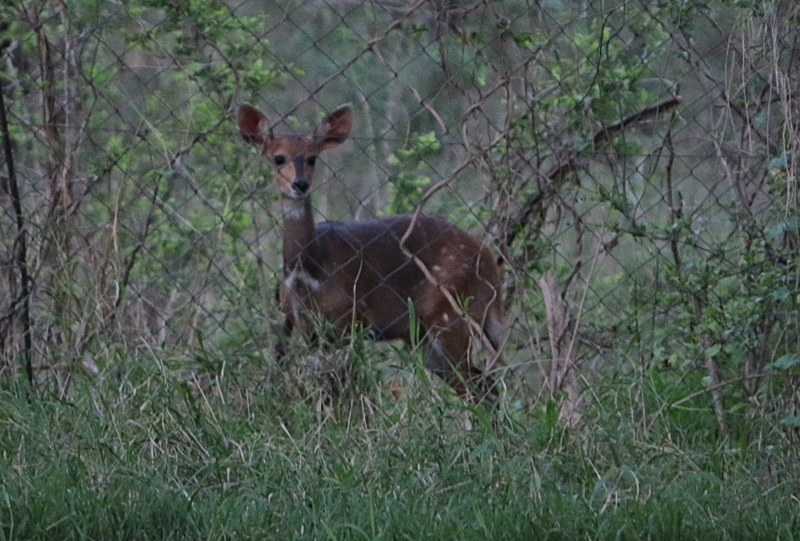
[[2, 0, 799, 421]]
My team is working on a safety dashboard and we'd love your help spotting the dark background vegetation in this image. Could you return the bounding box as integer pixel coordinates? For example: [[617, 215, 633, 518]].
[[1, 0, 799, 538]]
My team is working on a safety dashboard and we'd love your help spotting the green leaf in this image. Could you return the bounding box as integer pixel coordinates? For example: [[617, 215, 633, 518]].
[[768, 151, 787, 169], [772, 286, 791, 301], [766, 354, 800, 371], [779, 413, 800, 428]]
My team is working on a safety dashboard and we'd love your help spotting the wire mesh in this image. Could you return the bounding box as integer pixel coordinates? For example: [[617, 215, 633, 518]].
[[1, 0, 798, 411]]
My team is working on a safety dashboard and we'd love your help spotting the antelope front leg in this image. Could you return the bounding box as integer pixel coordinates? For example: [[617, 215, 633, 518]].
[[274, 271, 321, 364], [273, 280, 293, 363]]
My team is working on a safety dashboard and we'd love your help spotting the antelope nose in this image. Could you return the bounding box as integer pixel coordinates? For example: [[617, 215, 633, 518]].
[[292, 179, 309, 194]]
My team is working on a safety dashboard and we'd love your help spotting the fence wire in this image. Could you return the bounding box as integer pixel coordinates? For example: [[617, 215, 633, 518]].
[[1, 0, 799, 414]]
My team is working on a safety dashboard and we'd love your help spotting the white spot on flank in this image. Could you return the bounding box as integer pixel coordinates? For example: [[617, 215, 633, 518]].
[[432, 265, 443, 274]]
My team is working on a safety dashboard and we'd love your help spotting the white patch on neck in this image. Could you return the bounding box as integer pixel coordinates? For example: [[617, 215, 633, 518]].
[[282, 197, 309, 221], [284, 268, 321, 292]]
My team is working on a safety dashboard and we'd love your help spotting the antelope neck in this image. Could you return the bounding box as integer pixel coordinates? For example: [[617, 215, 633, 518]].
[[281, 194, 316, 265]]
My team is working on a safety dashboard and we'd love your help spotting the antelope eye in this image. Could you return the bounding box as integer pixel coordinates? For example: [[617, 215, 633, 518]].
[[274, 155, 286, 166], [306, 156, 317, 167]]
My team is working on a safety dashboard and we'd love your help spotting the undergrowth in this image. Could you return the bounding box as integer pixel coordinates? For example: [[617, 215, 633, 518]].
[[0, 348, 798, 541]]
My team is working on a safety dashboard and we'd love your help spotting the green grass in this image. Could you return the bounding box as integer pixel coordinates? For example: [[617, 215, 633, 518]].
[[0, 350, 798, 540]]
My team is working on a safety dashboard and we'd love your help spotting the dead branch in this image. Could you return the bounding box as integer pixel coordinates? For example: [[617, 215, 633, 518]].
[[507, 95, 682, 250]]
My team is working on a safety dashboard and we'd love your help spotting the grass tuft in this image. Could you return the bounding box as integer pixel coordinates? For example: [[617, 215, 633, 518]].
[[0, 349, 798, 540]]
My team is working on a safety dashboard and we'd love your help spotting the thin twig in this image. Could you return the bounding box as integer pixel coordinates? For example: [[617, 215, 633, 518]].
[[669, 372, 771, 408], [0, 60, 34, 390]]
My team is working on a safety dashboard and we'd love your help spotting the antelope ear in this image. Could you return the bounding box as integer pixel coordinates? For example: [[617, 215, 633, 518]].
[[314, 104, 352, 150], [238, 103, 271, 146]]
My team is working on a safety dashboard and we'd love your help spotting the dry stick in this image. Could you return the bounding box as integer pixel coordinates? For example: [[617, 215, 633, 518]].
[[345, 259, 366, 396], [593, 96, 683, 146], [704, 350, 727, 435], [713, 134, 751, 216], [115, 183, 161, 314], [539, 234, 603, 426], [646, 372, 772, 437], [0, 68, 34, 389], [368, 44, 447, 133], [669, 372, 771, 409], [57, 165, 163, 351], [539, 271, 569, 394], [664, 128, 681, 271], [563, 235, 603, 383]]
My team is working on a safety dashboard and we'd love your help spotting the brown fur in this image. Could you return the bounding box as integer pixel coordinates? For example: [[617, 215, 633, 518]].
[[238, 103, 506, 403]]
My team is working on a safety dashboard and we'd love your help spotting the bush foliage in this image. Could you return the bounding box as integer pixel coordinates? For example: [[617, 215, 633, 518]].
[[1, 0, 799, 537]]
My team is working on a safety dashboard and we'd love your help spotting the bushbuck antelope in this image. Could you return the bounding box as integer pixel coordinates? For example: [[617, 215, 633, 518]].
[[238, 103, 506, 403]]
